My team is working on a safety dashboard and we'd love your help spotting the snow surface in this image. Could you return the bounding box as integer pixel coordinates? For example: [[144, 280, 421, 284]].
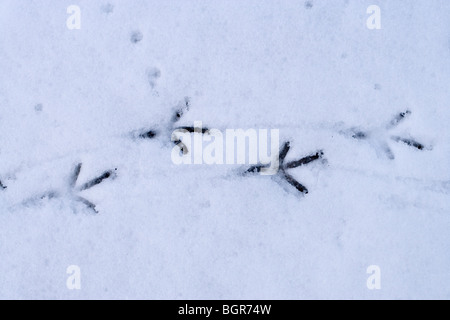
[[0, 0, 449, 299]]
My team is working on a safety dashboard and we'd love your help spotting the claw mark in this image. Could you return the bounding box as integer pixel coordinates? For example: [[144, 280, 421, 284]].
[[391, 136, 425, 151], [382, 144, 395, 160], [70, 163, 82, 188], [279, 141, 291, 165], [244, 141, 324, 195], [245, 165, 265, 174], [175, 126, 210, 134], [283, 172, 309, 194], [386, 110, 411, 130], [173, 140, 189, 155], [40, 191, 59, 200], [344, 110, 429, 159], [171, 97, 190, 124], [74, 196, 98, 214], [79, 169, 116, 191], [352, 131, 367, 140], [285, 151, 323, 169], [138, 130, 159, 139]]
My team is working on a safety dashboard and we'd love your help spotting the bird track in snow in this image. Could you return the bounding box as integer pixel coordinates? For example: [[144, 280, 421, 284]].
[[243, 141, 325, 195], [20, 163, 117, 214], [342, 110, 431, 160]]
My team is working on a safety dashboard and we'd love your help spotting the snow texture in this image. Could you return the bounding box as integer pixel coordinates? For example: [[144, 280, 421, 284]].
[[0, 0, 449, 299]]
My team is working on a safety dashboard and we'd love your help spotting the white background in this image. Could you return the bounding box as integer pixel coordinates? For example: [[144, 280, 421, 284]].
[[0, 0, 449, 299]]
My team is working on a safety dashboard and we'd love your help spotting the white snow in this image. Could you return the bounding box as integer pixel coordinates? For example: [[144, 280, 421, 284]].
[[0, 0, 449, 299]]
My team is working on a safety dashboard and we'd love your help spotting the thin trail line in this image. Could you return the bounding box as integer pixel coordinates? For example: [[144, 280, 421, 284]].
[[330, 164, 450, 194]]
